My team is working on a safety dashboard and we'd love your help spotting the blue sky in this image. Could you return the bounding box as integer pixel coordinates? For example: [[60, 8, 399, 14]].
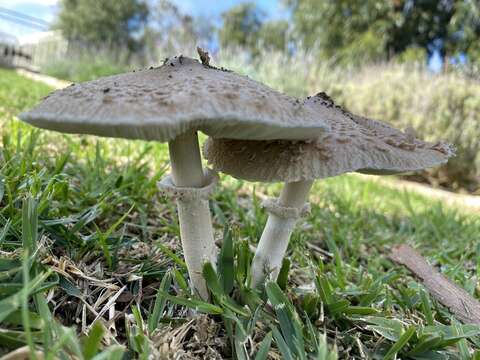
[[0, 0, 286, 39], [175, 0, 286, 19]]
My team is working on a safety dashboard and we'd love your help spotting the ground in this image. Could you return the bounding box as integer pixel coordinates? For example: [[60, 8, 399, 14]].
[[0, 68, 479, 359]]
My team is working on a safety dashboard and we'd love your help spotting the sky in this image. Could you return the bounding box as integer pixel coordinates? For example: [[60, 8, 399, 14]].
[[0, 0, 57, 38], [175, 0, 287, 20], [0, 0, 286, 39]]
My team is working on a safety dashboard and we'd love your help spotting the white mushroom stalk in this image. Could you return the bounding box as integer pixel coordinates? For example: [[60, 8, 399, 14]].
[[159, 130, 217, 300], [251, 180, 313, 287]]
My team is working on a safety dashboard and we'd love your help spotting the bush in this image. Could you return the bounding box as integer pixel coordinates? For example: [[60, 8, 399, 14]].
[[338, 64, 480, 192], [41, 46, 137, 82]]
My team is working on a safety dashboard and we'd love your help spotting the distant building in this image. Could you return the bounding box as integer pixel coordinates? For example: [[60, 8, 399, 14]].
[[0, 31, 19, 68], [0, 30, 67, 71], [16, 31, 68, 71]]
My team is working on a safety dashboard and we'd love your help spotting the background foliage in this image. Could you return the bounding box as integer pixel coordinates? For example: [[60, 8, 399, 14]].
[[46, 0, 480, 191]]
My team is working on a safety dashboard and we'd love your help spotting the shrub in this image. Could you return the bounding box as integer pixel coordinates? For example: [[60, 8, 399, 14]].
[[41, 46, 137, 82], [338, 64, 480, 191]]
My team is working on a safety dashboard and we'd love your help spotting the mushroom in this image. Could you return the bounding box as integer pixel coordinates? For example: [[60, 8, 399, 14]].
[[19, 52, 330, 299], [204, 91, 455, 287]]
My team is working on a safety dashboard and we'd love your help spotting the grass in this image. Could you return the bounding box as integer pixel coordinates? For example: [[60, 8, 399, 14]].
[[0, 67, 479, 358]]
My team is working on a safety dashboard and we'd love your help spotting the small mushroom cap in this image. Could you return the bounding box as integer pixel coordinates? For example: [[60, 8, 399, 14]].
[[19, 56, 329, 142], [203, 92, 455, 182]]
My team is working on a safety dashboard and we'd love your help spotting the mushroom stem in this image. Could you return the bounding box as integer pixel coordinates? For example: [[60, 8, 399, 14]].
[[168, 130, 217, 300], [251, 180, 313, 288]]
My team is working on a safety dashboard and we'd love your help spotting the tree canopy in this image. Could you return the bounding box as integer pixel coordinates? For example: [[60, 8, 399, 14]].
[[56, 0, 149, 51], [218, 3, 290, 56], [286, 0, 478, 65], [218, 3, 264, 53]]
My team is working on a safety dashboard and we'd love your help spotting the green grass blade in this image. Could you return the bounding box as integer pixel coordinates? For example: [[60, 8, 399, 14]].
[[202, 261, 225, 298], [83, 321, 105, 360], [0, 270, 51, 322], [147, 271, 172, 333], [272, 327, 294, 360], [91, 346, 125, 360], [33, 292, 53, 351], [22, 196, 38, 254], [157, 243, 186, 268], [407, 335, 443, 356], [315, 273, 334, 304], [0, 175, 4, 203], [453, 321, 472, 360], [172, 267, 189, 293], [158, 291, 223, 314], [266, 281, 305, 357], [203, 262, 250, 317], [276, 258, 290, 290], [218, 226, 234, 294], [255, 332, 272, 360], [0, 218, 11, 244], [420, 289, 434, 326], [383, 326, 416, 359], [343, 306, 378, 315]]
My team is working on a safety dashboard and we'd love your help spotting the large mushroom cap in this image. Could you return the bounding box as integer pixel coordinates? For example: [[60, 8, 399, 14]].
[[19, 55, 329, 142], [203, 92, 455, 182]]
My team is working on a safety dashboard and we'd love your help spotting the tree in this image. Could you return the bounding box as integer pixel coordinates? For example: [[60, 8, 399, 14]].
[[219, 3, 264, 54], [447, 0, 480, 63], [147, 0, 214, 55], [56, 0, 149, 51], [286, 0, 459, 65], [219, 3, 291, 56], [386, 0, 455, 58], [286, 0, 392, 64], [258, 20, 290, 52]]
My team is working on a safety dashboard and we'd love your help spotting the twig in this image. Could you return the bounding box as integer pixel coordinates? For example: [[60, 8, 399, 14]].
[[389, 244, 480, 325]]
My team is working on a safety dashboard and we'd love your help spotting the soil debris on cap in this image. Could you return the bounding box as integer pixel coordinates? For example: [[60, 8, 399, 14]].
[[314, 91, 335, 106], [404, 126, 417, 143], [197, 47, 210, 66]]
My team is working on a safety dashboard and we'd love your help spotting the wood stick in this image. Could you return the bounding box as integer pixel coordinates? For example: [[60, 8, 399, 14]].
[[389, 244, 480, 325]]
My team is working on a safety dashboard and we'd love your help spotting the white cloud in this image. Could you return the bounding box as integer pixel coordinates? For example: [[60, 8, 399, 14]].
[[0, 0, 58, 7], [0, 0, 57, 38]]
